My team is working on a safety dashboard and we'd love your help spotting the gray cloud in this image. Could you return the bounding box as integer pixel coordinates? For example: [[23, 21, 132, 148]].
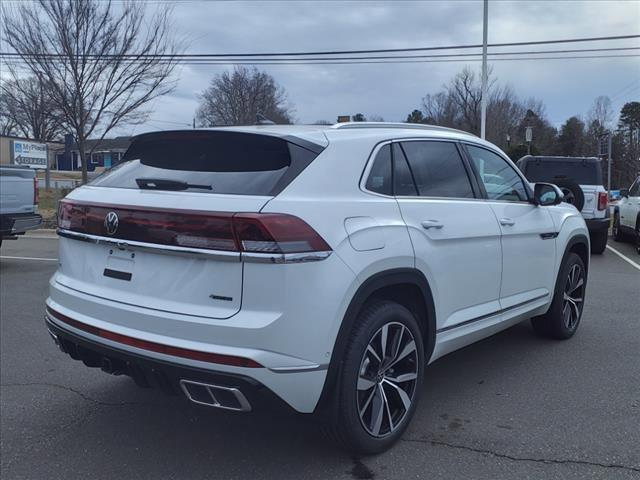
[[122, 0, 639, 135]]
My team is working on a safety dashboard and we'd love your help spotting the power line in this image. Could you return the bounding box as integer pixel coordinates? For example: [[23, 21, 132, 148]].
[[3, 46, 638, 64], [1, 34, 638, 60]]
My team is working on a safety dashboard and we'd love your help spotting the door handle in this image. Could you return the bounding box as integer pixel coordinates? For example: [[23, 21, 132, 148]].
[[499, 218, 516, 227], [421, 220, 444, 230]]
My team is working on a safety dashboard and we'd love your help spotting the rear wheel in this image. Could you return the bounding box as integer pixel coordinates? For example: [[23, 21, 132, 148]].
[[635, 218, 640, 254], [612, 211, 624, 241], [325, 300, 424, 454], [590, 230, 608, 254], [532, 252, 586, 340]]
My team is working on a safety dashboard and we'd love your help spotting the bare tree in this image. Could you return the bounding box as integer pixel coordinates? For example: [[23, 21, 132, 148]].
[[587, 96, 614, 131], [0, 77, 62, 142], [0, 96, 18, 136], [196, 67, 293, 126], [2, 0, 181, 183]]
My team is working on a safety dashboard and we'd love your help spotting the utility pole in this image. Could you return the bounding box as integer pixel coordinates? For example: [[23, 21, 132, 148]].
[[480, 0, 489, 139], [607, 133, 612, 192]]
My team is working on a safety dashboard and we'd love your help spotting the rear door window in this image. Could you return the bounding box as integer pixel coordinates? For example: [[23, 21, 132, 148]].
[[90, 131, 321, 196], [399, 141, 475, 198]]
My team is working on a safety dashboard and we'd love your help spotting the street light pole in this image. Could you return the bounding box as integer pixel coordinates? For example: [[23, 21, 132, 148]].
[[480, 0, 488, 139]]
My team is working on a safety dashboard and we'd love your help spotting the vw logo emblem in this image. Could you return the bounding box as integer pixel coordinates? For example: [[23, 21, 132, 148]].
[[104, 211, 119, 236]]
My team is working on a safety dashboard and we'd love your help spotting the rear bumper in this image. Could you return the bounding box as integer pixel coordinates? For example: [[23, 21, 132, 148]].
[[45, 316, 294, 412], [0, 213, 42, 236], [585, 216, 610, 233], [44, 301, 330, 413]]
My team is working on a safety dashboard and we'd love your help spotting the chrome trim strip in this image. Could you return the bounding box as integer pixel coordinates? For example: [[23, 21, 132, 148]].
[[179, 379, 252, 412], [58, 228, 241, 261], [58, 229, 332, 264], [268, 363, 328, 373], [241, 251, 332, 264], [436, 293, 549, 334]]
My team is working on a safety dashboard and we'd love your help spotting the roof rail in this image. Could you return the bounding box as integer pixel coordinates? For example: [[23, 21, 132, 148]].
[[331, 122, 476, 136]]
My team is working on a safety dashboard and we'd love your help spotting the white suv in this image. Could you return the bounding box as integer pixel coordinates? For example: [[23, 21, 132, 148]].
[[613, 175, 640, 252], [45, 123, 590, 453]]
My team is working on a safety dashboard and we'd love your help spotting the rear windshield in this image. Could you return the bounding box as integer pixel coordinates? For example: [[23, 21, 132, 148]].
[[520, 160, 602, 185], [90, 131, 321, 196]]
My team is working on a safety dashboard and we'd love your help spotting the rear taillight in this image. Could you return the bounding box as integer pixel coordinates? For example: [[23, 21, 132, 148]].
[[57, 200, 331, 254], [33, 176, 39, 205], [233, 213, 331, 253], [598, 192, 608, 211]]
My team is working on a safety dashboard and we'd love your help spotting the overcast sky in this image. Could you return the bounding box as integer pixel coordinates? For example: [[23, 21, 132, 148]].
[[5, 0, 640, 136]]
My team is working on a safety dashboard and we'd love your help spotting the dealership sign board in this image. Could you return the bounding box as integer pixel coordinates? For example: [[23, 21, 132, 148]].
[[12, 140, 47, 169]]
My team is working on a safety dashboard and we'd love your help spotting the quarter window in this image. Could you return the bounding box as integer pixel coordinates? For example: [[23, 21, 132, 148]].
[[466, 145, 529, 202], [399, 141, 474, 198], [630, 178, 640, 196], [365, 144, 392, 195]]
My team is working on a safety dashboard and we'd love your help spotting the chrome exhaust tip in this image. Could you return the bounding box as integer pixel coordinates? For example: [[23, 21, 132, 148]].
[[179, 379, 251, 412]]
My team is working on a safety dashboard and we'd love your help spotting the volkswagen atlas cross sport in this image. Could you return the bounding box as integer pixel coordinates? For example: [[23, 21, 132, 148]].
[[45, 123, 590, 453]]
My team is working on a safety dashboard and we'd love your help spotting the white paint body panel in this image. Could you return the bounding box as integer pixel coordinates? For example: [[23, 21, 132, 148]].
[[47, 124, 589, 413]]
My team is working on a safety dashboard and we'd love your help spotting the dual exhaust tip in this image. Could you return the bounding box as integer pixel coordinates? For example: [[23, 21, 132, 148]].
[[179, 379, 251, 412]]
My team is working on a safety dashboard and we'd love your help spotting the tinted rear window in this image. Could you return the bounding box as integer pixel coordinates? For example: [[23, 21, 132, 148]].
[[521, 160, 602, 185], [90, 131, 320, 196]]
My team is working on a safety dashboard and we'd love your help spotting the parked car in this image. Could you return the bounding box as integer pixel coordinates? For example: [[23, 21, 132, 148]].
[[45, 124, 590, 453], [0, 165, 42, 247], [516, 156, 609, 254], [612, 175, 640, 253]]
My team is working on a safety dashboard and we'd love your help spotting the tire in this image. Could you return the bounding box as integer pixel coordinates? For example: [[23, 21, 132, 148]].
[[589, 230, 608, 254], [635, 218, 640, 255], [554, 179, 585, 212], [324, 300, 424, 454], [531, 252, 586, 340], [612, 211, 624, 242]]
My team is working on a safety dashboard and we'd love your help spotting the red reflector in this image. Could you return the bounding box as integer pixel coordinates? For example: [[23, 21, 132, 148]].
[[46, 307, 263, 368], [598, 192, 608, 211]]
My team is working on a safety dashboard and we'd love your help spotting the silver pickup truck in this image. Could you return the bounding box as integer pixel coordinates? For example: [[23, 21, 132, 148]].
[[0, 165, 42, 247]]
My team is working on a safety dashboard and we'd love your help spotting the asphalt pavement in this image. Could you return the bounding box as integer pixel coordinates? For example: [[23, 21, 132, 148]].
[[1, 234, 639, 480]]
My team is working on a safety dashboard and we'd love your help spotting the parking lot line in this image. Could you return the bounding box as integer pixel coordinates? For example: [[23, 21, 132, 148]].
[[0, 255, 58, 262], [605, 245, 640, 271]]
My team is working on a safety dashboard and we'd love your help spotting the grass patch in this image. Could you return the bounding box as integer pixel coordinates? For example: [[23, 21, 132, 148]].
[[38, 188, 70, 228]]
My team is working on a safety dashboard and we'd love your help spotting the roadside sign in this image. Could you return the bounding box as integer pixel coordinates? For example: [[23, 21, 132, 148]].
[[12, 140, 47, 169], [525, 126, 533, 143], [598, 134, 610, 157], [337, 115, 351, 123]]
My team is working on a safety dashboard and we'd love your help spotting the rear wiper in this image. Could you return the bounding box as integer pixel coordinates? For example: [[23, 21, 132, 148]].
[[135, 178, 212, 191]]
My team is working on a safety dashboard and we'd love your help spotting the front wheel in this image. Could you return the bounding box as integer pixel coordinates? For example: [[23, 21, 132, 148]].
[[531, 252, 586, 340], [325, 300, 424, 454]]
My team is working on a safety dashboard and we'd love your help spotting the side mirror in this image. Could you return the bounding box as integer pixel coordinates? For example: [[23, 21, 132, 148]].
[[533, 182, 563, 206], [620, 188, 629, 198]]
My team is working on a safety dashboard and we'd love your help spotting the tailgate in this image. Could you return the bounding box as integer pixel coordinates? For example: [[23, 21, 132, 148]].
[[579, 185, 598, 217], [0, 168, 35, 215], [56, 187, 270, 319]]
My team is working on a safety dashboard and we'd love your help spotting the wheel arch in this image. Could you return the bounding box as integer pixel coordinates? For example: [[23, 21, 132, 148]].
[[314, 268, 436, 415], [564, 234, 590, 276]]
